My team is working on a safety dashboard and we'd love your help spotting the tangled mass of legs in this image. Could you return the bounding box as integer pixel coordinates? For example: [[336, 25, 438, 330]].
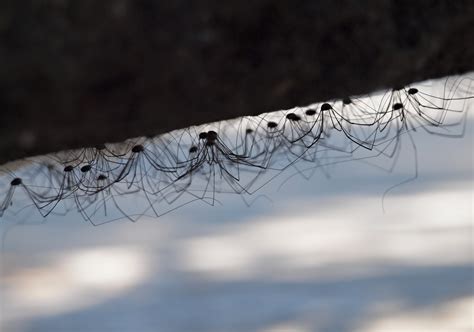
[[1, 75, 472, 224]]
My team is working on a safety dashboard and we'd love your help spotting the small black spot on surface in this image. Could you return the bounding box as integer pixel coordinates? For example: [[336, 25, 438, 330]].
[[267, 121, 278, 128], [343, 97, 352, 105], [10, 178, 22, 186], [305, 109, 316, 116], [64, 165, 74, 172], [97, 174, 108, 181], [81, 165, 92, 173], [286, 113, 301, 121], [408, 88, 418, 95], [132, 145, 144, 153], [321, 103, 332, 111], [393, 103, 404, 110], [207, 131, 218, 141], [199, 132, 208, 140], [189, 146, 198, 153]]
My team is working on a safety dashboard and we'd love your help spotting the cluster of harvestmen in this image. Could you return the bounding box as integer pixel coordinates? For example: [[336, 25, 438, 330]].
[[0, 75, 472, 225]]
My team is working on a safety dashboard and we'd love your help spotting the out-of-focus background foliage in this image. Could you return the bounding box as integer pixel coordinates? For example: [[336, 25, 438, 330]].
[[1, 0, 473, 163]]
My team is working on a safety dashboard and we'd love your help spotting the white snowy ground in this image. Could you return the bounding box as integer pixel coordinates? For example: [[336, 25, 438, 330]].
[[0, 102, 473, 331]]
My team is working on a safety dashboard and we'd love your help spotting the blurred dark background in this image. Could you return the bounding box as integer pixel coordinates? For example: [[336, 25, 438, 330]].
[[1, 0, 473, 163]]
